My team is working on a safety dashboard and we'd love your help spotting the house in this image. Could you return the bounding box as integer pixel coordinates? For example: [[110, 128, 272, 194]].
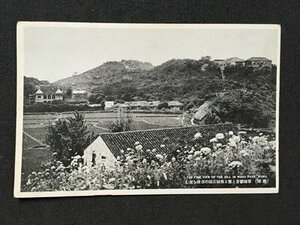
[[83, 123, 236, 168], [213, 59, 226, 66], [245, 57, 272, 68], [127, 101, 150, 109], [168, 101, 183, 111], [66, 90, 88, 104], [114, 102, 130, 109], [149, 101, 160, 109], [235, 61, 245, 66], [225, 57, 244, 66], [33, 86, 64, 103], [104, 101, 115, 110]]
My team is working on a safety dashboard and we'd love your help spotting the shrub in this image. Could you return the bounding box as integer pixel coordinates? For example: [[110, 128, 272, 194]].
[[22, 129, 276, 191]]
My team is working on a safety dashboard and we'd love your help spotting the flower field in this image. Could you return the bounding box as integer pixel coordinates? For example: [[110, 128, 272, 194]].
[[22, 129, 276, 192]]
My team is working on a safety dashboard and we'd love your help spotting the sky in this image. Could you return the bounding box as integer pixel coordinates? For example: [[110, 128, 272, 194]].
[[21, 23, 280, 82]]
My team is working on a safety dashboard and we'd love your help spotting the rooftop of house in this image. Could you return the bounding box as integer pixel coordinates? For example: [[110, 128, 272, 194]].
[[168, 101, 184, 107], [213, 59, 225, 62], [35, 86, 63, 95], [72, 90, 87, 94], [94, 123, 236, 158], [246, 57, 271, 61], [226, 57, 244, 62]]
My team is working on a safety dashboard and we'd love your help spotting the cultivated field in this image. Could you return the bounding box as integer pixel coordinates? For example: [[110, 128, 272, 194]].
[[22, 112, 183, 177]]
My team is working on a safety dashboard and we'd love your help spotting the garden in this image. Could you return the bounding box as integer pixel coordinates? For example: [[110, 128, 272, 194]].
[[22, 128, 276, 192]]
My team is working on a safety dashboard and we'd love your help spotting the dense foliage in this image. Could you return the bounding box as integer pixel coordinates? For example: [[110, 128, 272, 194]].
[[46, 112, 97, 165], [107, 110, 133, 132], [23, 129, 276, 191]]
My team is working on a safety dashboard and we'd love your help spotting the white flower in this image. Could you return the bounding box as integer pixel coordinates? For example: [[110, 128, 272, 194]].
[[239, 150, 249, 157], [116, 156, 121, 160], [171, 157, 176, 162], [134, 141, 140, 145], [146, 149, 151, 152], [135, 145, 143, 151], [252, 136, 260, 143], [228, 141, 237, 147], [232, 135, 241, 143], [152, 149, 157, 153], [160, 144, 165, 148], [194, 151, 201, 156], [120, 150, 124, 154], [195, 157, 201, 161], [216, 143, 222, 148], [194, 132, 202, 139], [210, 137, 218, 143], [228, 131, 234, 136], [215, 133, 225, 140], [200, 147, 211, 155], [238, 131, 247, 135], [176, 149, 181, 153], [259, 133, 263, 136], [156, 154, 164, 160], [228, 161, 243, 168], [187, 154, 193, 160]]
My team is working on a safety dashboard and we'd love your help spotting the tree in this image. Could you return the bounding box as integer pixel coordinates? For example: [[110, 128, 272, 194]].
[[158, 102, 170, 110], [66, 87, 72, 98], [107, 109, 133, 132], [46, 111, 95, 165]]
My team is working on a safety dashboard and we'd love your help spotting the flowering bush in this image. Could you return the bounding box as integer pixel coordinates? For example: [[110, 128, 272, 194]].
[[22, 130, 276, 192]]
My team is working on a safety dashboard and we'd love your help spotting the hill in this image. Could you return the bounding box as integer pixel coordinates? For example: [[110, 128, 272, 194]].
[[53, 60, 154, 90], [24, 76, 50, 103]]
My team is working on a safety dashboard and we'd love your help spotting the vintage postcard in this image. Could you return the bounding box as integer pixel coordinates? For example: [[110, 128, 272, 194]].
[[14, 22, 280, 197]]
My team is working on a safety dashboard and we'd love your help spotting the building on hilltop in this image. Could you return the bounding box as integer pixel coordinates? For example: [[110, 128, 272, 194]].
[[213, 59, 226, 66], [104, 101, 115, 110], [83, 123, 235, 168], [33, 86, 64, 103], [245, 57, 272, 68], [225, 57, 245, 66], [168, 101, 184, 111]]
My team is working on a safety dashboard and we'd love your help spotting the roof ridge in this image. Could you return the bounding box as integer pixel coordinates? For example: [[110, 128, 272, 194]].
[[99, 123, 231, 136]]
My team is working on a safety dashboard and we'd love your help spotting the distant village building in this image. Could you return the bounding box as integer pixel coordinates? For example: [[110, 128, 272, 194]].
[[72, 90, 88, 103], [104, 101, 114, 110], [168, 101, 184, 111], [235, 61, 245, 66], [33, 86, 64, 103], [65, 90, 88, 104], [245, 57, 272, 68], [213, 59, 226, 66], [225, 57, 244, 66], [83, 124, 235, 168]]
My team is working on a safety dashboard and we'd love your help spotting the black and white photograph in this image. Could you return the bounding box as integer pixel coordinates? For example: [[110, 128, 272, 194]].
[[14, 22, 280, 197]]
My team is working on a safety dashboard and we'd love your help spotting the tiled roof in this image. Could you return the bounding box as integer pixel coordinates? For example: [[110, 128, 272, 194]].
[[168, 101, 183, 107], [38, 86, 59, 95], [246, 57, 271, 61], [98, 123, 236, 158]]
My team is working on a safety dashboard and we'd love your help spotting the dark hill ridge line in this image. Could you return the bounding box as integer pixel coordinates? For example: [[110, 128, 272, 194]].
[[49, 58, 276, 104], [53, 60, 154, 87]]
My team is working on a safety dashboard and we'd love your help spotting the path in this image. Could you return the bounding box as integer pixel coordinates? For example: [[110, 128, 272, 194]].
[[23, 130, 49, 147]]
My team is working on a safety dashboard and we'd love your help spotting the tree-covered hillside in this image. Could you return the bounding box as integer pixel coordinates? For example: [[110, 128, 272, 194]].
[[51, 58, 276, 128]]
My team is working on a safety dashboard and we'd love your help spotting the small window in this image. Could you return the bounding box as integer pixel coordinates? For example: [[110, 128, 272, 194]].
[[48, 95, 51, 99], [44, 95, 46, 99], [52, 95, 55, 99], [37, 95, 41, 98]]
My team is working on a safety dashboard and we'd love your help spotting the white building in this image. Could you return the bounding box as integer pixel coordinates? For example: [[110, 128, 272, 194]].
[[34, 86, 64, 103]]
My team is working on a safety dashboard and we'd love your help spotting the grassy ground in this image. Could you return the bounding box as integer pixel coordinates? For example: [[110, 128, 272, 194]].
[[21, 112, 182, 178]]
